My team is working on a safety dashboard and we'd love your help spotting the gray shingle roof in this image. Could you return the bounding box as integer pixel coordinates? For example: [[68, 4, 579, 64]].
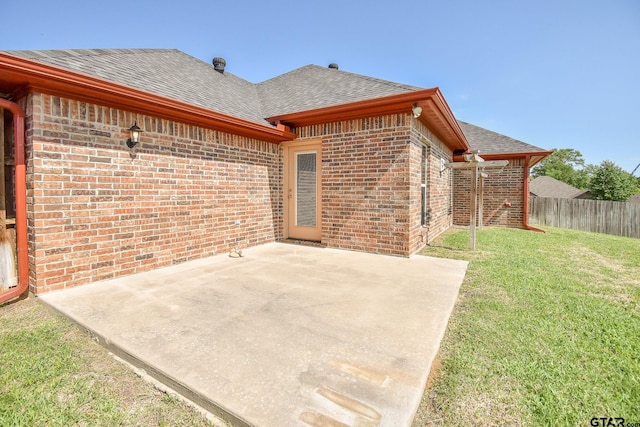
[[458, 120, 548, 155], [4, 48, 550, 156], [256, 65, 420, 118], [6, 49, 266, 125], [529, 176, 590, 198], [7, 49, 422, 125]]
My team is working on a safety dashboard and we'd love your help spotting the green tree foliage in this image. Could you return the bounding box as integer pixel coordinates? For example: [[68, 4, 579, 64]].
[[531, 148, 590, 189], [572, 164, 596, 190], [590, 160, 638, 201]]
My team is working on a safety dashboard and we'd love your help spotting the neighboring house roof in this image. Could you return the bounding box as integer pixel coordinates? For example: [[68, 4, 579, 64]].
[[629, 193, 640, 204], [529, 176, 591, 199]]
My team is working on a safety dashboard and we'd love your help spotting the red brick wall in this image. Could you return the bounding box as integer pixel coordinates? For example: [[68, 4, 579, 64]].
[[293, 115, 454, 256], [293, 115, 413, 256], [426, 130, 454, 243], [408, 121, 454, 254], [21, 92, 470, 292], [453, 159, 525, 228], [24, 93, 282, 294]]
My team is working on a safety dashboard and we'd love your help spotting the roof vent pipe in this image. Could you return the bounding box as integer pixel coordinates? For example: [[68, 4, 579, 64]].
[[212, 57, 226, 73], [328, 63, 339, 70]]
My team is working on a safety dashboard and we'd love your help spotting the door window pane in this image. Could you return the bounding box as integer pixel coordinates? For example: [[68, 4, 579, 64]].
[[296, 152, 316, 227]]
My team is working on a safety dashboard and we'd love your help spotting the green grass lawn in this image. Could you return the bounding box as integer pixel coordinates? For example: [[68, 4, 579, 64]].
[[0, 298, 220, 427], [412, 226, 640, 426]]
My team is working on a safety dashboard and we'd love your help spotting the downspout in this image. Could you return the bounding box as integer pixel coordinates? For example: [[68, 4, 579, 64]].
[[522, 154, 545, 233], [0, 98, 28, 303]]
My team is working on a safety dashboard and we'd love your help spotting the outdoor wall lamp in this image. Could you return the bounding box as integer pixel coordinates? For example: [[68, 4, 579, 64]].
[[126, 122, 143, 148], [412, 103, 422, 118]]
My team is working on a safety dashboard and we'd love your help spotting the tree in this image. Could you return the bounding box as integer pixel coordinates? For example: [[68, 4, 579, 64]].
[[530, 148, 591, 189], [571, 163, 597, 190], [589, 160, 638, 201]]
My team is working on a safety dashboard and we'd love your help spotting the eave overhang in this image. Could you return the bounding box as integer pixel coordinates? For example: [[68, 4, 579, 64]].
[[0, 52, 296, 143], [267, 88, 470, 152]]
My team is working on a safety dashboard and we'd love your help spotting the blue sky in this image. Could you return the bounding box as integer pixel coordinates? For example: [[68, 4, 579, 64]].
[[2, 0, 639, 173]]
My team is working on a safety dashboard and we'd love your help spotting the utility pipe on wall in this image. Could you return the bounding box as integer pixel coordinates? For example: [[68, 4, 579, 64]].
[[0, 98, 28, 304]]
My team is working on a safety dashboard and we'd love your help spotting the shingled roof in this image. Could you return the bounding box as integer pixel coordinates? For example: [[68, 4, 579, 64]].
[[256, 65, 419, 118], [5, 49, 422, 126], [2, 48, 548, 156], [458, 120, 547, 155], [6, 49, 266, 125], [529, 176, 591, 199]]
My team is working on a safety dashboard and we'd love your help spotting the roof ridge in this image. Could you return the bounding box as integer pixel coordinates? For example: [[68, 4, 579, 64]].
[[255, 64, 316, 85], [324, 65, 422, 91]]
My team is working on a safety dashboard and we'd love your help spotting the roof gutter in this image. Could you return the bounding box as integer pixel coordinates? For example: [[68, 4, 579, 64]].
[[267, 88, 470, 152], [0, 98, 28, 304], [0, 52, 296, 143]]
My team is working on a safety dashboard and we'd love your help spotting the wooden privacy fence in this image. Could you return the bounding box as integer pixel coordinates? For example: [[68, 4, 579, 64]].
[[529, 197, 640, 238]]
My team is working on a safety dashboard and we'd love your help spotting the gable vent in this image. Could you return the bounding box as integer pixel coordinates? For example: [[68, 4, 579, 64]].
[[212, 57, 226, 73]]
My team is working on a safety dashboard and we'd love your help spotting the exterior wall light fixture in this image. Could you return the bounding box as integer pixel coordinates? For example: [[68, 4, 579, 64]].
[[412, 103, 423, 118], [126, 122, 143, 148]]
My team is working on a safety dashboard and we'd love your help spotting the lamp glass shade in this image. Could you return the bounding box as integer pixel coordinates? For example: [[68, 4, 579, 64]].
[[128, 122, 142, 143], [412, 104, 422, 118]]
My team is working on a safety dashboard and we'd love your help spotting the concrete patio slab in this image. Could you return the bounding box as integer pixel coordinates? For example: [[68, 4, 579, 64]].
[[40, 242, 468, 427]]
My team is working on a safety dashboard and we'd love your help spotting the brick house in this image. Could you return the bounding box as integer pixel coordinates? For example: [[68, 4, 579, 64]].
[[0, 49, 550, 297]]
